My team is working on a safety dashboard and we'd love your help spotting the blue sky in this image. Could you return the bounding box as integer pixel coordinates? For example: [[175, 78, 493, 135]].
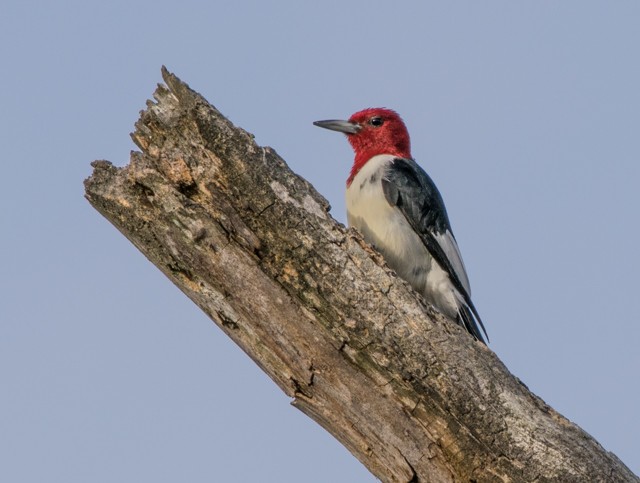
[[1, 1, 638, 481]]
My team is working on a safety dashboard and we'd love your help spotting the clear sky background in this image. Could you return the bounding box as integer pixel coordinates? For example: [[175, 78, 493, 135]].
[[1, 2, 638, 481]]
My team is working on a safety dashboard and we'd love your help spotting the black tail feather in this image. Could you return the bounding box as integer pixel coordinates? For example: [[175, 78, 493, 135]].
[[458, 301, 489, 344]]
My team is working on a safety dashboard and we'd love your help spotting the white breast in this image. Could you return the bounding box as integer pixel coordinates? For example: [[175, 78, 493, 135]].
[[345, 154, 459, 318]]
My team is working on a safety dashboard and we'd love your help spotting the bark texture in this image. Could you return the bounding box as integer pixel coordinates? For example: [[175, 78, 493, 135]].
[[84, 68, 638, 483]]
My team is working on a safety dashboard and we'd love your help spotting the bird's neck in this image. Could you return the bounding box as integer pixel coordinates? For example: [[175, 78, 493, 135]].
[[347, 149, 410, 186]]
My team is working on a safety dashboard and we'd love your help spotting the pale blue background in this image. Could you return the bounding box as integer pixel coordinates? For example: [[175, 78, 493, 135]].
[[1, 2, 638, 481]]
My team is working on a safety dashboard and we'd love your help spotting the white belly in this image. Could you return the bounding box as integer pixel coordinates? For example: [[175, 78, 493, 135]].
[[346, 154, 459, 318]]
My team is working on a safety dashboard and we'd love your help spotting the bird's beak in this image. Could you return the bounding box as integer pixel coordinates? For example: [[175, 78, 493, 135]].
[[313, 119, 361, 134]]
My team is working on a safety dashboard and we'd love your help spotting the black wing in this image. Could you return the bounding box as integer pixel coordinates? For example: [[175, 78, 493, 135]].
[[381, 157, 488, 342]]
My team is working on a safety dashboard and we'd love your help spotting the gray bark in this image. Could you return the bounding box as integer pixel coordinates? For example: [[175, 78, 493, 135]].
[[84, 67, 638, 483]]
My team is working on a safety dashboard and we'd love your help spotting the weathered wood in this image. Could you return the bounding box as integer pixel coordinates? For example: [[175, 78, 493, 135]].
[[84, 67, 638, 483]]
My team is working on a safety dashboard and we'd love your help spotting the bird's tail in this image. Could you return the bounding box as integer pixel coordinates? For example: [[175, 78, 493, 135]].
[[457, 300, 489, 345]]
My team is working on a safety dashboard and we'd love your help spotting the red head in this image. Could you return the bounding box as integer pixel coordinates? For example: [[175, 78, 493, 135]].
[[314, 108, 412, 185]]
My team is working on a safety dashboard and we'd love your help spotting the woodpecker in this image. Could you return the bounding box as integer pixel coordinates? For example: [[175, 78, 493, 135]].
[[314, 108, 488, 343]]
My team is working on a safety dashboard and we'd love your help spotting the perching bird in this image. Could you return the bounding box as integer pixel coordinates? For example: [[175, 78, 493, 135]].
[[314, 108, 488, 343]]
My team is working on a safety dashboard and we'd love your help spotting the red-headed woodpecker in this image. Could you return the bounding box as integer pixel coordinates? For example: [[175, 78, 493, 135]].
[[314, 108, 488, 343]]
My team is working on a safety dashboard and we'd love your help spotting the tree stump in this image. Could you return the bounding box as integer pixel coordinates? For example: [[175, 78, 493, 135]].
[[84, 67, 638, 483]]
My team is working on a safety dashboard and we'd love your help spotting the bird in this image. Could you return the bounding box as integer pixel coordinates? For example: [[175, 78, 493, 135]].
[[314, 108, 488, 343]]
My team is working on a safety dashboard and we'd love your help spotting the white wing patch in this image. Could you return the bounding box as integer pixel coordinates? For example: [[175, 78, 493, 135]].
[[434, 230, 471, 296]]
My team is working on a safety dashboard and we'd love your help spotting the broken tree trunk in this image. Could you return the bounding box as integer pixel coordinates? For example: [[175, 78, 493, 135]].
[[84, 68, 637, 483]]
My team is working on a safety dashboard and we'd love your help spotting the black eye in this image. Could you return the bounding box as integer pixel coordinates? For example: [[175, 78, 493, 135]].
[[369, 116, 384, 127]]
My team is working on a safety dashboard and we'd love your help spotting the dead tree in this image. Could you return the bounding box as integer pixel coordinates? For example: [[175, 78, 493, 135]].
[[84, 68, 637, 483]]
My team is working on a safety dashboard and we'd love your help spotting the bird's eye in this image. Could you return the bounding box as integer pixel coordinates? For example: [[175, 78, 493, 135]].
[[369, 116, 384, 127]]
